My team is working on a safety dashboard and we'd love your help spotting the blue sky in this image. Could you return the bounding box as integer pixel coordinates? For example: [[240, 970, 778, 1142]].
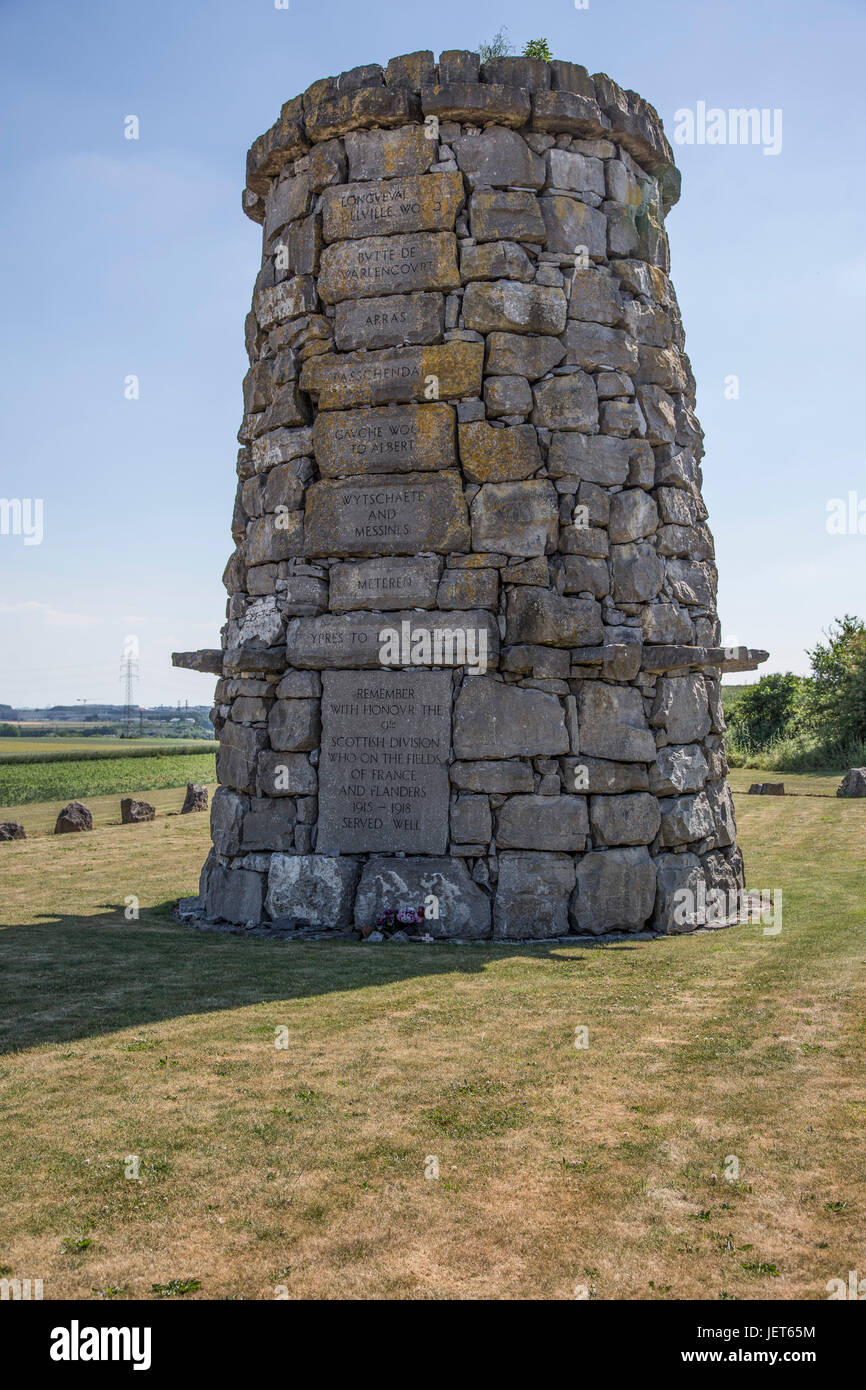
[[0, 0, 862, 707]]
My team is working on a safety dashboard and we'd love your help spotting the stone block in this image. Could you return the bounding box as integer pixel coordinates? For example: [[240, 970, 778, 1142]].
[[453, 677, 569, 758], [304, 470, 470, 557], [470, 480, 559, 556], [334, 291, 444, 351], [318, 231, 460, 303], [588, 792, 660, 845], [458, 421, 541, 483], [496, 793, 588, 851], [265, 853, 360, 928], [463, 280, 567, 336], [313, 403, 456, 476], [577, 682, 656, 762], [354, 856, 491, 937], [321, 171, 464, 241], [329, 555, 441, 611], [570, 846, 656, 934], [493, 852, 576, 938]]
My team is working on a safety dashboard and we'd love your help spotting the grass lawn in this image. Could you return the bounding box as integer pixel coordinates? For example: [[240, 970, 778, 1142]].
[[0, 774, 863, 1300]]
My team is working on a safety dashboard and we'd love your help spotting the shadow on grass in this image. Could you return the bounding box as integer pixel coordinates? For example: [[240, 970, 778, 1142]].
[[0, 901, 642, 1054]]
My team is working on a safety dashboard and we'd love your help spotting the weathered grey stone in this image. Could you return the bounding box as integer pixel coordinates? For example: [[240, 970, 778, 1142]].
[[205, 863, 264, 926], [589, 792, 660, 845], [329, 555, 441, 611], [460, 241, 535, 283], [838, 767, 866, 798], [299, 340, 483, 409], [313, 403, 456, 476], [451, 794, 492, 844], [257, 751, 317, 797], [540, 196, 606, 258], [304, 470, 469, 556], [354, 856, 491, 938], [458, 421, 541, 483], [469, 190, 546, 243], [245, 512, 304, 564], [560, 757, 649, 794], [305, 86, 416, 143], [483, 374, 533, 417], [658, 791, 715, 847], [268, 698, 320, 751], [652, 852, 704, 933], [496, 793, 588, 851], [216, 721, 268, 794], [548, 432, 632, 484], [610, 542, 665, 602], [641, 603, 694, 644], [563, 321, 638, 373], [318, 231, 460, 303], [450, 760, 535, 793], [254, 276, 318, 330], [547, 147, 605, 196], [485, 332, 565, 380], [181, 783, 209, 813], [436, 567, 498, 609], [266, 852, 360, 928], [648, 743, 709, 796], [345, 125, 435, 181], [705, 778, 736, 848], [555, 554, 610, 597], [281, 575, 328, 617], [665, 559, 717, 609], [210, 786, 248, 856], [463, 280, 567, 336], [568, 266, 624, 324], [0, 821, 25, 841], [453, 677, 569, 758], [321, 171, 464, 241], [493, 851, 575, 938], [241, 799, 296, 852], [452, 125, 546, 189], [470, 480, 558, 556], [578, 682, 655, 762], [506, 587, 603, 647], [609, 489, 659, 542], [531, 373, 598, 431], [334, 291, 444, 351], [276, 670, 322, 698], [651, 675, 712, 745], [422, 82, 531, 128], [570, 846, 656, 934], [120, 797, 155, 825]]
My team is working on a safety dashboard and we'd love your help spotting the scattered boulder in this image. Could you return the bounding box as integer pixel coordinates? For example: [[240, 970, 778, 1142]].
[[748, 783, 785, 796], [54, 801, 93, 834], [121, 798, 156, 824], [181, 783, 209, 813], [0, 821, 26, 841], [837, 767, 866, 798]]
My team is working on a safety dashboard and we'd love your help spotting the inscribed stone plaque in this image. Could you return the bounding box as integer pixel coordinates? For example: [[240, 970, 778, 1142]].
[[318, 231, 460, 303], [304, 470, 470, 556], [313, 403, 456, 476], [317, 669, 452, 853], [321, 171, 464, 242], [299, 341, 483, 409], [334, 291, 444, 352]]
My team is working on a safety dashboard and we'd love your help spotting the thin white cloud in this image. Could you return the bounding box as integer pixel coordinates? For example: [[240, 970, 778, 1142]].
[[0, 600, 102, 628]]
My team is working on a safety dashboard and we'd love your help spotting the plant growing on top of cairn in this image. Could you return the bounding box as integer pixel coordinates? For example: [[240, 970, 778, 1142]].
[[523, 38, 553, 61]]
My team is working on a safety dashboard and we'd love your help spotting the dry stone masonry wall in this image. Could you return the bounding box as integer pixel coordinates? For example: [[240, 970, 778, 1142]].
[[178, 50, 768, 940]]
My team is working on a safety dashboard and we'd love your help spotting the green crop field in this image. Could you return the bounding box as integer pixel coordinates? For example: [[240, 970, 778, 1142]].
[[0, 751, 217, 808]]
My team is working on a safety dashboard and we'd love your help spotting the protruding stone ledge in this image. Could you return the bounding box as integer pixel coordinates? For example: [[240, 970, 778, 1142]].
[[243, 50, 681, 218], [172, 649, 224, 675]]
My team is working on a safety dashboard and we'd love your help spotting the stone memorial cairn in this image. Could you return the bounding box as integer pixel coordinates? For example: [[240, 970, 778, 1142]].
[[174, 51, 767, 939]]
